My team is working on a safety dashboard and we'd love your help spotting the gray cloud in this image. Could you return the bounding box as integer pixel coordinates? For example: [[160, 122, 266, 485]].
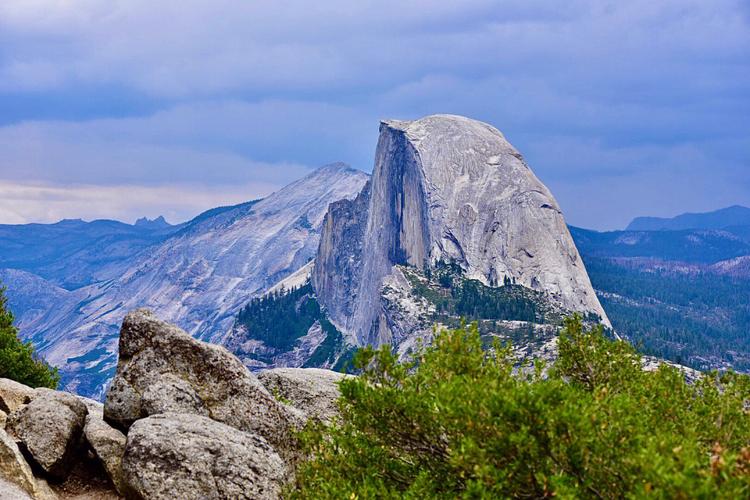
[[0, 0, 747, 227]]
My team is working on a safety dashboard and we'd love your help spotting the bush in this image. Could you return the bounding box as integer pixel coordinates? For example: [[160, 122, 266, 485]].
[[289, 316, 750, 498], [0, 285, 59, 389]]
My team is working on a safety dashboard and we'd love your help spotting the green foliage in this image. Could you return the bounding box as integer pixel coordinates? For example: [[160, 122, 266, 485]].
[[404, 264, 560, 325], [235, 282, 350, 369], [237, 284, 322, 352], [0, 285, 59, 389], [289, 316, 750, 499]]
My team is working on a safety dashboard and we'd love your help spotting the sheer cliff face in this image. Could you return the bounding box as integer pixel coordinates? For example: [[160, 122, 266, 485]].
[[314, 115, 608, 345]]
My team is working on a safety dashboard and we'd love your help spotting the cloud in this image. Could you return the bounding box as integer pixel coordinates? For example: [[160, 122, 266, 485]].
[[0, 180, 279, 225], [1, 1, 745, 98], [0, 99, 376, 185], [0, 0, 747, 228]]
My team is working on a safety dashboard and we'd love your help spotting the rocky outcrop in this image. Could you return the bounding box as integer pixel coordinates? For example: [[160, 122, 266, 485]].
[[83, 414, 127, 496], [104, 309, 302, 462], [6, 389, 87, 480], [0, 429, 56, 500], [0, 312, 339, 498], [0, 379, 36, 414], [258, 368, 347, 422], [0, 311, 334, 498], [122, 413, 287, 500], [313, 115, 608, 349]]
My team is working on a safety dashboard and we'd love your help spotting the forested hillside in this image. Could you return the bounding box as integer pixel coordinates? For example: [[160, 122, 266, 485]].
[[571, 221, 750, 373]]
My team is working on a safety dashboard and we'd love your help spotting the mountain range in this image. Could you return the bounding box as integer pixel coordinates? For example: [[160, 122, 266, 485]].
[[1, 115, 748, 399], [1, 164, 367, 398], [626, 205, 750, 232], [571, 208, 750, 372]]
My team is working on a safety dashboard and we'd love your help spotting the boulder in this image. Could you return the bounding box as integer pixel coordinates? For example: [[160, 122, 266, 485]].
[[140, 373, 210, 417], [0, 428, 57, 500], [7, 388, 88, 480], [122, 413, 287, 500], [258, 368, 347, 422], [0, 478, 32, 500], [77, 396, 104, 419], [0, 409, 6, 429], [104, 310, 302, 462], [83, 414, 127, 496], [0, 379, 35, 414]]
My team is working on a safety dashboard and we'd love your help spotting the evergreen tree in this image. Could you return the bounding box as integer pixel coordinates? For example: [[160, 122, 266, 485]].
[[0, 285, 59, 388]]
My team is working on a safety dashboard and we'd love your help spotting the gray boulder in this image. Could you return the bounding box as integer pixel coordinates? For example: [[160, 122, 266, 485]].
[[77, 396, 104, 418], [0, 428, 57, 500], [123, 413, 287, 500], [7, 388, 87, 480], [258, 368, 347, 422], [104, 309, 302, 461], [83, 413, 127, 496], [0, 379, 35, 414], [0, 478, 32, 500]]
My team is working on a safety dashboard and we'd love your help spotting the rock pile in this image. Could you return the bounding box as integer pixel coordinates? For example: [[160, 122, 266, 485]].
[[0, 309, 346, 499]]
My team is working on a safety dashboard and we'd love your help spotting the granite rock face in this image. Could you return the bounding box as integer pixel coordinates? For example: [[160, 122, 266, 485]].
[[122, 413, 287, 500], [6, 389, 88, 480], [313, 115, 608, 348], [83, 413, 127, 495], [0, 379, 36, 414], [258, 368, 347, 423], [104, 309, 302, 462], [0, 428, 56, 500], [0, 478, 32, 500]]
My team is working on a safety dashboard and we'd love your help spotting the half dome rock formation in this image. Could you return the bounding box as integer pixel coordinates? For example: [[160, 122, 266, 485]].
[[313, 114, 608, 349]]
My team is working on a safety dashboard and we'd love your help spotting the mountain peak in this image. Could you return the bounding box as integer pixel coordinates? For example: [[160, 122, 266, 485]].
[[134, 215, 171, 229], [626, 205, 750, 231], [313, 114, 608, 347], [306, 162, 364, 179]]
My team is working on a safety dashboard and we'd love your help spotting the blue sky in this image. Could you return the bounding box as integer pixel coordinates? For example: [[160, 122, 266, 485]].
[[0, 1, 747, 229]]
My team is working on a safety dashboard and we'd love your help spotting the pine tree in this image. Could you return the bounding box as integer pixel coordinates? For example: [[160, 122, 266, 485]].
[[0, 285, 59, 388]]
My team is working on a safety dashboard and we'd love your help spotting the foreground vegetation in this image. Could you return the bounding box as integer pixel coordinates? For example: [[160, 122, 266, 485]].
[[0, 285, 59, 389], [290, 316, 750, 498]]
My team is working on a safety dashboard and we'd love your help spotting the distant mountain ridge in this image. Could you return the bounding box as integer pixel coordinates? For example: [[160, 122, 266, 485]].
[[569, 207, 750, 374], [0, 217, 182, 290], [569, 226, 750, 264], [626, 205, 750, 232], [0, 164, 368, 398]]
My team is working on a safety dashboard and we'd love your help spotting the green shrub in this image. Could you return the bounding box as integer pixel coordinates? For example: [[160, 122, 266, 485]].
[[0, 285, 59, 389], [289, 316, 750, 499]]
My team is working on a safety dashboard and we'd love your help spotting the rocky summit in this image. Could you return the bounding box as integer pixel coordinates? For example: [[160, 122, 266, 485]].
[[228, 115, 609, 370], [0, 310, 345, 499], [315, 115, 607, 345]]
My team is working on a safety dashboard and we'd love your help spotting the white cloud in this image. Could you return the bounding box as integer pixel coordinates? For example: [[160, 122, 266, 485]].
[[0, 180, 279, 225]]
